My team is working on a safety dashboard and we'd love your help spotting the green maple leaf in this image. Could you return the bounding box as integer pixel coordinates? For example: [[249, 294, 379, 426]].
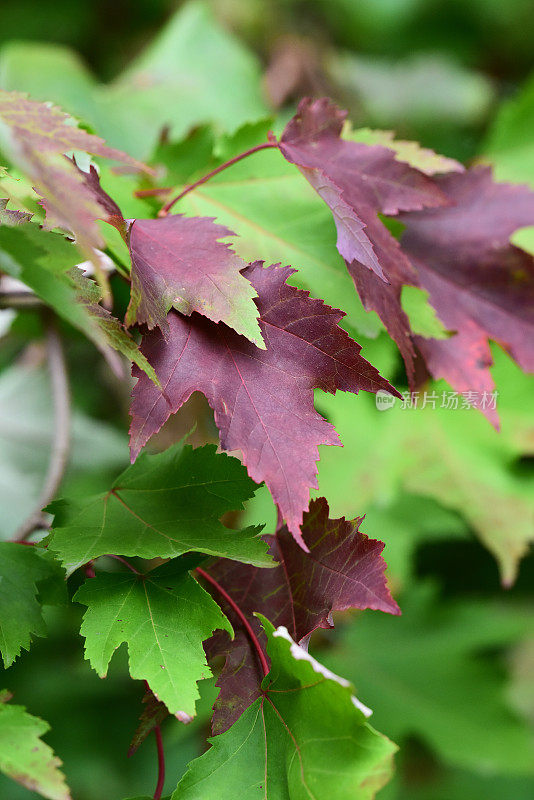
[[74, 558, 232, 717], [323, 585, 534, 775], [0, 544, 66, 668], [173, 617, 396, 799], [49, 442, 272, 573], [0, 223, 158, 384], [347, 127, 463, 176], [0, 690, 71, 800], [314, 342, 534, 585], [0, 2, 267, 161], [484, 72, 534, 187]]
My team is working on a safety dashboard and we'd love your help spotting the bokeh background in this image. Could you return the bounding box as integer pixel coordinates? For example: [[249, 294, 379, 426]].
[[1, 1, 533, 798]]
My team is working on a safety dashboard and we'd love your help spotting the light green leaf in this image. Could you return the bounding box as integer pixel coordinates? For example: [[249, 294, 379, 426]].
[[0, 690, 71, 800], [49, 442, 272, 573], [511, 225, 534, 256], [74, 558, 232, 717], [328, 52, 494, 130], [362, 495, 468, 590], [349, 128, 463, 175], [173, 617, 396, 799], [386, 768, 534, 800], [484, 71, 534, 186], [0, 544, 65, 667], [314, 343, 534, 585], [323, 585, 534, 774], [0, 363, 126, 540], [0, 43, 100, 133], [401, 286, 452, 339], [0, 223, 158, 384], [0, 2, 267, 161], [507, 637, 534, 727]]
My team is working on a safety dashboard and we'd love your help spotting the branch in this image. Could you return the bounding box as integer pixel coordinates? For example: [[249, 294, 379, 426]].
[[15, 317, 71, 541], [158, 140, 279, 217]]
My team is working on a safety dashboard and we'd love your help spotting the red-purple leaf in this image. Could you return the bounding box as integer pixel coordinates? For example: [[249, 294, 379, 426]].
[[76, 163, 126, 237], [0, 91, 146, 168], [279, 97, 448, 283], [128, 688, 170, 756], [204, 497, 399, 733], [130, 262, 399, 546], [400, 167, 534, 422], [0, 90, 148, 267], [0, 198, 32, 226], [126, 215, 264, 347]]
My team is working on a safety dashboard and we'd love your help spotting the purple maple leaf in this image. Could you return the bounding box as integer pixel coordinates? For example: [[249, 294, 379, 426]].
[[126, 214, 264, 347], [400, 166, 534, 424], [279, 97, 448, 283], [129, 262, 399, 547], [204, 497, 399, 733]]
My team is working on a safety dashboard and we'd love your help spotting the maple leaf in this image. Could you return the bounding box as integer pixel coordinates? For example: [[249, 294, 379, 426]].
[[0, 90, 148, 265], [0, 197, 32, 225], [399, 166, 534, 424], [315, 366, 534, 586], [48, 441, 272, 574], [175, 119, 383, 340], [128, 687, 169, 756], [173, 617, 396, 800], [75, 557, 232, 718], [0, 690, 71, 800], [348, 128, 464, 176], [0, 223, 159, 384], [130, 262, 400, 546], [203, 497, 399, 734], [76, 162, 126, 236], [324, 585, 534, 774], [126, 214, 264, 347], [279, 97, 448, 283], [0, 544, 66, 668]]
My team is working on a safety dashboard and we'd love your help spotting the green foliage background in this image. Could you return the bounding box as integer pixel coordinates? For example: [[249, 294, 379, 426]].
[[0, 1, 533, 798]]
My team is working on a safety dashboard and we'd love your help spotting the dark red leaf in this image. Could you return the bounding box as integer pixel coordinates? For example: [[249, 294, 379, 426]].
[[279, 97, 448, 283], [0, 198, 32, 226], [204, 497, 399, 734], [400, 166, 534, 423], [129, 262, 399, 546], [125, 215, 263, 346], [128, 688, 169, 756], [76, 163, 126, 237]]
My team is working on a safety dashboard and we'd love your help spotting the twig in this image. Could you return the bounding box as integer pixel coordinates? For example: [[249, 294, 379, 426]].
[[141, 680, 166, 800], [134, 187, 173, 199], [158, 140, 279, 217], [15, 317, 71, 541], [0, 291, 44, 310], [107, 553, 143, 575], [195, 566, 270, 678], [153, 725, 166, 800]]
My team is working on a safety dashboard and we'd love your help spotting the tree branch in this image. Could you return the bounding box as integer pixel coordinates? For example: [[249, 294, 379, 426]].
[[15, 317, 71, 541]]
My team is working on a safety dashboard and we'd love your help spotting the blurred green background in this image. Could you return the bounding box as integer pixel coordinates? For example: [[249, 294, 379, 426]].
[[1, 1, 533, 798]]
